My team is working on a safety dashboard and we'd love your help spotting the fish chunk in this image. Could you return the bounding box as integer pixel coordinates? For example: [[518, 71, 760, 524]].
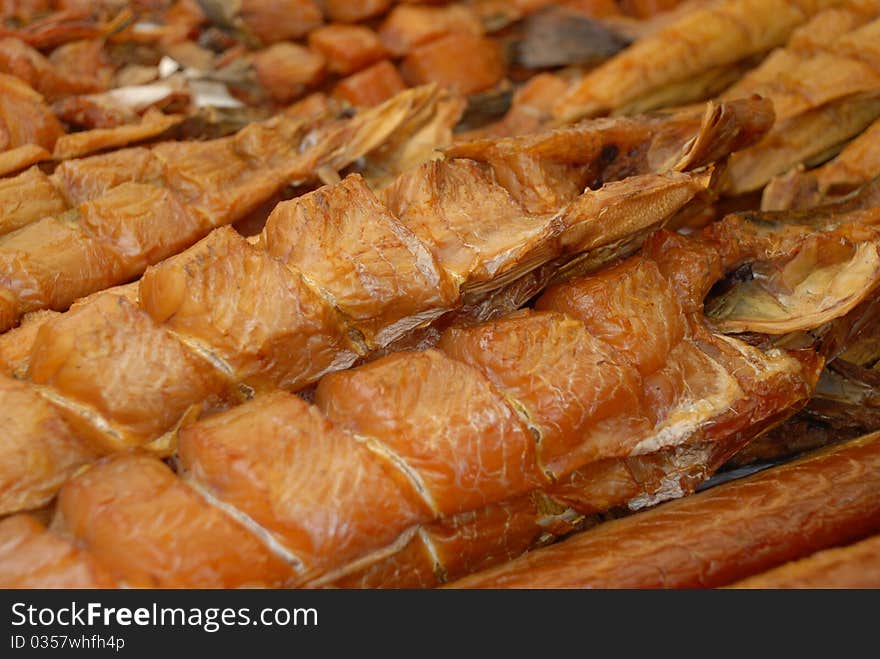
[[0, 515, 116, 588]]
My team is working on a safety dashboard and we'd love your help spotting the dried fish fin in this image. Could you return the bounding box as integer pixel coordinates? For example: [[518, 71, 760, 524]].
[[706, 240, 880, 334], [668, 97, 775, 172], [701, 180, 880, 339], [354, 88, 465, 191], [728, 310, 880, 467], [293, 84, 453, 185]]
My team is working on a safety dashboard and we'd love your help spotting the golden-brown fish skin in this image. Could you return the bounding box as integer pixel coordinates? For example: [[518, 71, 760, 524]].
[[0, 283, 136, 380], [54, 453, 299, 588], [261, 174, 458, 348], [11, 197, 872, 587], [719, 15, 880, 195], [178, 390, 430, 583], [0, 373, 97, 514], [78, 181, 213, 281], [553, 0, 841, 122], [537, 257, 687, 376], [139, 227, 355, 394], [316, 349, 546, 516], [438, 309, 648, 479], [0, 72, 63, 151], [449, 431, 880, 589], [380, 158, 561, 285], [0, 98, 769, 518], [0, 166, 67, 236], [51, 147, 166, 207], [0, 515, 116, 589], [729, 533, 880, 588], [27, 293, 231, 452], [762, 120, 880, 210], [0, 85, 460, 332], [0, 216, 127, 317]]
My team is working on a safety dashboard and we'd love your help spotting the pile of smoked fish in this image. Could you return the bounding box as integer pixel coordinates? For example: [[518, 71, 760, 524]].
[[1, 0, 880, 589]]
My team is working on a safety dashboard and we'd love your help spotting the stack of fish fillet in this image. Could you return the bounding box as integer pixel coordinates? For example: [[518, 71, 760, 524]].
[[3, 0, 880, 589]]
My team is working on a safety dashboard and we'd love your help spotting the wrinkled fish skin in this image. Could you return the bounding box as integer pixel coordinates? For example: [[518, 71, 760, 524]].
[[553, 0, 843, 122], [0, 98, 770, 518], [719, 12, 880, 195], [762, 120, 880, 210], [0, 85, 461, 332], [15, 198, 880, 588]]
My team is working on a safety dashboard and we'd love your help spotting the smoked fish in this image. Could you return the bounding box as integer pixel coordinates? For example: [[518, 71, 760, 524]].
[[0, 97, 771, 516]]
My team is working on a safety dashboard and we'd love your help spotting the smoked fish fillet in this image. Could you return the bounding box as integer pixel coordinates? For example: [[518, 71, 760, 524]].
[[0, 97, 774, 517], [719, 12, 880, 195], [329, 207, 880, 587], [552, 0, 848, 122], [762, 120, 880, 210], [0, 72, 63, 153], [11, 203, 880, 588], [0, 84, 462, 332], [0, 514, 116, 588], [450, 431, 880, 588]]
